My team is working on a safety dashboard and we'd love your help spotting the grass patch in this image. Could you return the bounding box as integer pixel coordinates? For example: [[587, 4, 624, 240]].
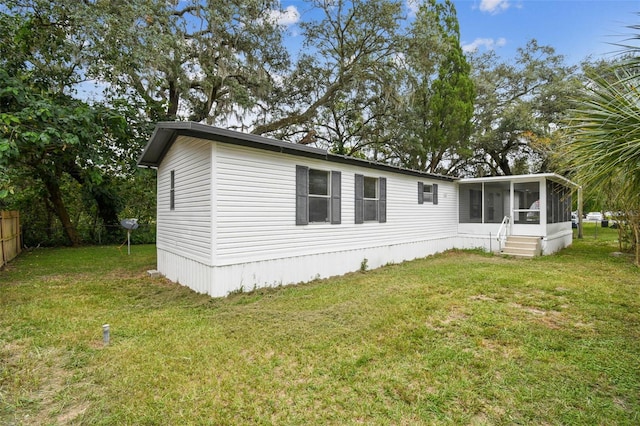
[[1, 233, 639, 424]]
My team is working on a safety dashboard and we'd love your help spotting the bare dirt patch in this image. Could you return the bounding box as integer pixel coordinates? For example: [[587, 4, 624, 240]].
[[509, 302, 567, 329], [0, 341, 95, 425]]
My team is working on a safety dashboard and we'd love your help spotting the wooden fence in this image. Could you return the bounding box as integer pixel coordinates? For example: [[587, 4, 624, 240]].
[[1, 210, 21, 268]]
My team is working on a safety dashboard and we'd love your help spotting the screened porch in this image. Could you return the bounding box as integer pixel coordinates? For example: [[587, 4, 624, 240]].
[[457, 174, 578, 254]]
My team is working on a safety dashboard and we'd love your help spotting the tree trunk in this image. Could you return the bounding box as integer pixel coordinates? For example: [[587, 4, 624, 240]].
[[43, 177, 82, 247], [167, 79, 180, 119], [490, 153, 512, 176]]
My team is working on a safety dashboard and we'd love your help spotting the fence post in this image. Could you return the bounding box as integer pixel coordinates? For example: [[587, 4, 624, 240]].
[[0, 211, 21, 268]]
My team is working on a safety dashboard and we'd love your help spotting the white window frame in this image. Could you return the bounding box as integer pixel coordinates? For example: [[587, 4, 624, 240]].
[[308, 168, 331, 223], [296, 165, 341, 226], [363, 176, 379, 222], [423, 184, 433, 203]]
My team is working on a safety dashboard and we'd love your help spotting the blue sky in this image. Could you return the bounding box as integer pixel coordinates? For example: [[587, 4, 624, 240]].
[[453, 0, 639, 64], [274, 0, 639, 65]]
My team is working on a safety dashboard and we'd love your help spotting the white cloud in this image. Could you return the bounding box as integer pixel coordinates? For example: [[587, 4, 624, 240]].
[[267, 5, 300, 27], [462, 37, 507, 53], [479, 0, 510, 14], [406, 0, 420, 16]]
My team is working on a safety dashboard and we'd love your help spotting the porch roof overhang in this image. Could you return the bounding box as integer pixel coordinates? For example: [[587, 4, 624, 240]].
[[459, 173, 580, 190]]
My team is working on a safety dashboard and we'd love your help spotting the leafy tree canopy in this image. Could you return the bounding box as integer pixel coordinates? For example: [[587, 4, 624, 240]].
[[0, 68, 137, 245], [467, 40, 579, 176], [563, 32, 640, 265]]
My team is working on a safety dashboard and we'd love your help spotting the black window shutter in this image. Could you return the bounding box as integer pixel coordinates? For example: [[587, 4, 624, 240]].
[[433, 183, 438, 205], [379, 177, 387, 223], [354, 174, 364, 224], [170, 170, 175, 210], [331, 171, 341, 224], [418, 181, 424, 204], [296, 165, 309, 225]]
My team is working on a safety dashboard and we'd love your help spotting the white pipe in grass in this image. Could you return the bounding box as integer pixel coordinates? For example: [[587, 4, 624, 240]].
[[103, 324, 110, 345]]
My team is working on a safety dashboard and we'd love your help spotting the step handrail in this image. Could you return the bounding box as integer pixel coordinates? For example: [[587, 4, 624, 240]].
[[497, 215, 511, 248]]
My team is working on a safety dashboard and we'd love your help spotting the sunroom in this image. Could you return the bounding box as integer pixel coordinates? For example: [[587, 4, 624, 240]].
[[457, 174, 579, 256]]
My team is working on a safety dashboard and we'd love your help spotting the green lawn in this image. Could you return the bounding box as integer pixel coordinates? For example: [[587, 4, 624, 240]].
[[1, 226, 639, 425]]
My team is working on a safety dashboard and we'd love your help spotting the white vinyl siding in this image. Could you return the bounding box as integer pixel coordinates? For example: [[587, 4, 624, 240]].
[[213, 143, 457, 265], [157, 136, 212, 264]]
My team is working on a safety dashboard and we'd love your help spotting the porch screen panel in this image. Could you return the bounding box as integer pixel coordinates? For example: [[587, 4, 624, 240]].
[[546, 181, 572, 224], [563, 187, 572, 222], [459, 183, 482, 223], [547, 181, 560, 224], [483, 182, 509, 224], [514, 182, 540, 224], [546, 181, 554, 224]]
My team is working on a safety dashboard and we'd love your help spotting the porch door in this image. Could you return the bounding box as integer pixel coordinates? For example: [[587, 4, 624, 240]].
[[511, 181, 542, 235]]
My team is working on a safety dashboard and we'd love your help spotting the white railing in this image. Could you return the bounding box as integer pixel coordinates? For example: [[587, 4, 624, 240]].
[[496, 215, 511, 249], [513, 209, 540, 224]]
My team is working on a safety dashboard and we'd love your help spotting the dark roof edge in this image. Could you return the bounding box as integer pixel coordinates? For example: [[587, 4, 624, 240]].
[[327, 153, 454, 181], [137, 122, 456, 182]]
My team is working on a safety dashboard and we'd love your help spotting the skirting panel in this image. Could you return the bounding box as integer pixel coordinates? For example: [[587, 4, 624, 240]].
[[157, 232, 573, 298], [158, 237, 458, 298], [454, 234, 500, 253], [541, 231, 573, 255], [157, 249, 212, 295]]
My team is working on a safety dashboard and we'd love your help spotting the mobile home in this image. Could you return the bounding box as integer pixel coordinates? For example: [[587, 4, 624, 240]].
[[138, 122, 576, 297]]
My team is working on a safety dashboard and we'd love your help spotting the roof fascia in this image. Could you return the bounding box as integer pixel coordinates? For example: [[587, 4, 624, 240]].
[[137, 122, 456, 182]]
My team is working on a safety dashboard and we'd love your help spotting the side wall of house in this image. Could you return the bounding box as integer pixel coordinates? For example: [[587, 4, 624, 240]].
[[195, 142, 459, 296], [156, 137, 213, 288], [214, 143, 458, 262]]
